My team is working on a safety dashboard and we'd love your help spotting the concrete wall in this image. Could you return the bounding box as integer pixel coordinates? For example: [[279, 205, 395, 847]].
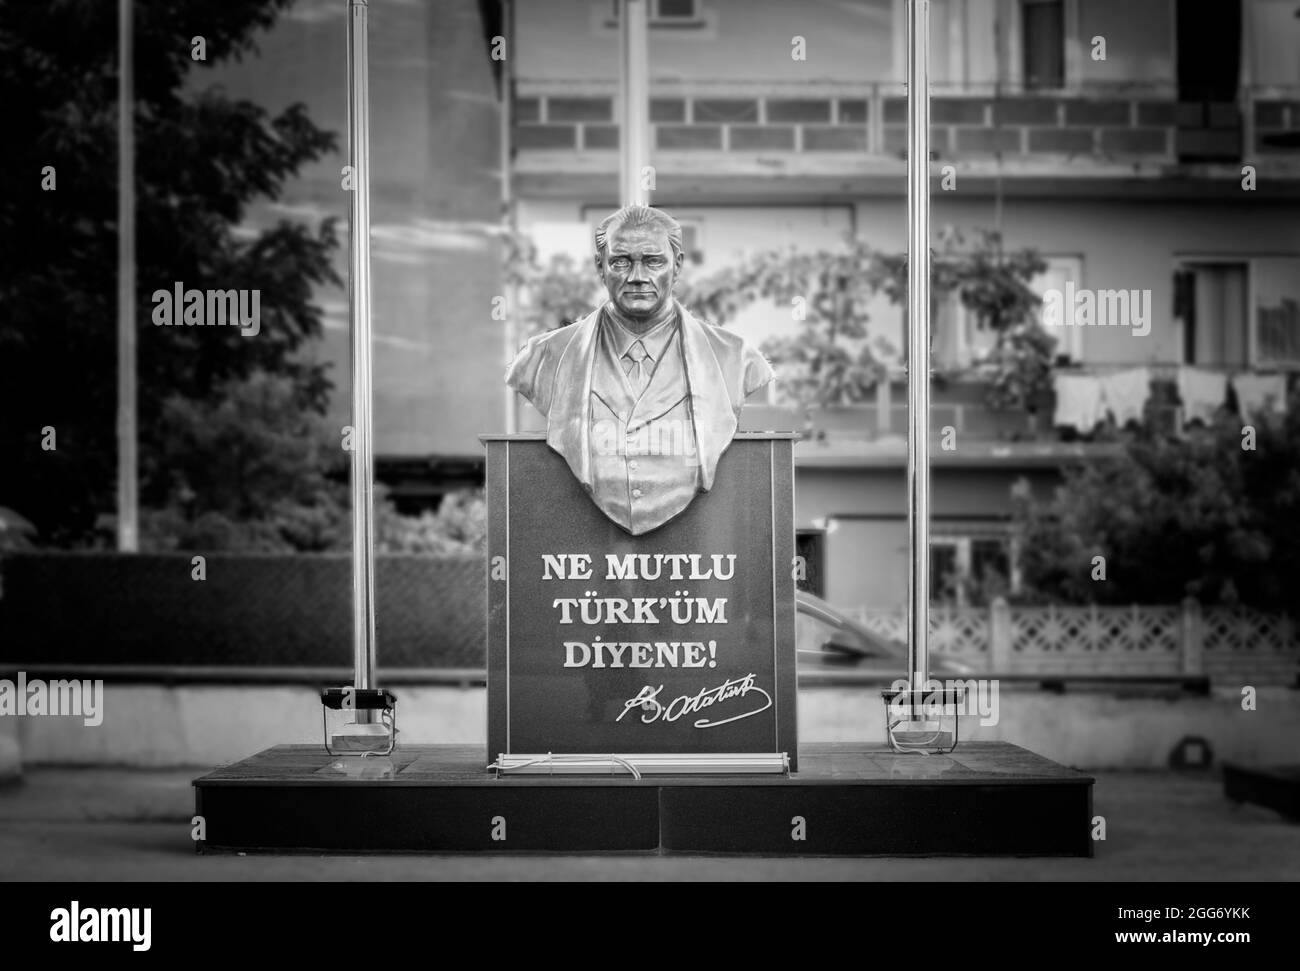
[[516, 0, 895, 83], [13, 683, 1298, 771], [515, 0, 1179, 88], [797, 463, 1064, 606], [796, 463, 1061, 522]]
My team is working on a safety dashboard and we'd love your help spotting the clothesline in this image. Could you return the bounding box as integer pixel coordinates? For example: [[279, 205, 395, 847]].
[[1052, 365, 1290, 434]]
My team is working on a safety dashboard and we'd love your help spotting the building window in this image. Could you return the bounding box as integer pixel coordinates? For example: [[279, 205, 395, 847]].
[[655, 0, 699, 19], [1021, 0, 1065, 90], [795, 529, 827, 598], [1175, 257, 1300, 370], [679, 221, 704, 265], [938, 255, 1084, 369], [1029, 256, 1085, 364], [930, 542, 961, 603], [1177, 261, 1248, 368], [931, 533, 1016, 606], [607, 0, 706, 28], [1253, 257, 1300, 369]]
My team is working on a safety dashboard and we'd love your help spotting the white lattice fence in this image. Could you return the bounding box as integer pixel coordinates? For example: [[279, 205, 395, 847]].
[[845, 601, 1300, 683], [1201, 607, 1300, 686], [852, 608, 989, 658], [851, 609, 905, 646], [1005, 604, 1183, 675]]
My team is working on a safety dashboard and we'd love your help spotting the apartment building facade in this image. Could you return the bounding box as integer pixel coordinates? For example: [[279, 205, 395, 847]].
[[508, 0, 1300, 608]]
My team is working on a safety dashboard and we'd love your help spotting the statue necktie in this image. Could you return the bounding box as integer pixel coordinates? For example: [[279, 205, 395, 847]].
[[624, 340, 650, 395]]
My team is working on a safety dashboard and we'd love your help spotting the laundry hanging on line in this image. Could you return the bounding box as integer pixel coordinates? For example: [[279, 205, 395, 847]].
[[1231, 372, 1288, 417], [1177, 367, 1228, 426], [1097, 367, 1152, 428], [1052, 372, 1106, 433], [1052, 368, 1152, 434]]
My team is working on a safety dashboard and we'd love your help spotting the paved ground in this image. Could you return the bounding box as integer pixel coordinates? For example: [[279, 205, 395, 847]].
[[0, 767, 1296, 880]]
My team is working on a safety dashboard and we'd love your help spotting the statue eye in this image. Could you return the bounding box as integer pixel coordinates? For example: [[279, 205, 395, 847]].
[[610, 257, 631, 271], [646, 257, 666, 268]]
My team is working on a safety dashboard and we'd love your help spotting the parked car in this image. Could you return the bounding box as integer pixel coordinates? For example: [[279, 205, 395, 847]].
[[796, 590, 977, 677]]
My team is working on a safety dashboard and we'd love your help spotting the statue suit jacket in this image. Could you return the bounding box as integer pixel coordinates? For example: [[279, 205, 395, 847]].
[[505, 301, 773, 535]]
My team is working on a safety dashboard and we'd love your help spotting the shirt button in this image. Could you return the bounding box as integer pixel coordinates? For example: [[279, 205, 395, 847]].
[[628, 461, 639, 471], [632, 488, 643, 499]]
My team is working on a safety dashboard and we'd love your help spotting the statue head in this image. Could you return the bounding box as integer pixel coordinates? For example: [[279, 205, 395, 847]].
[[594, 205, 685, 320]]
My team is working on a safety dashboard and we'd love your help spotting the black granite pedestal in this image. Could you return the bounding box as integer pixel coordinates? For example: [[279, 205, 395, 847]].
[[193, 741, 1094, 856]]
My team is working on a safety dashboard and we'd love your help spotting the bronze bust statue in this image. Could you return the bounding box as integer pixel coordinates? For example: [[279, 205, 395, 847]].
[[506, 205, 773, 535]]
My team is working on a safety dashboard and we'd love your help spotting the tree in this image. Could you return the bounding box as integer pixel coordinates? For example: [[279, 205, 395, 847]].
[[501, 230, 601, 339], [0, 0, 340, 545], [681, 227, 1052, 413], [935, 229, 1051, 412], [140, 370, 351, 552], [141, 369, 488, 554], [681, 243, 900, 409], [1011, 393, 1300, 611]]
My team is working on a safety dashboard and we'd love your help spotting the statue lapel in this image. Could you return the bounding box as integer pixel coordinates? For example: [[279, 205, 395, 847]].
[[677, 303, 738, 491], [546, 309, 602, 490], [628, 328, 689, 427], [590, 326, 637, 421]]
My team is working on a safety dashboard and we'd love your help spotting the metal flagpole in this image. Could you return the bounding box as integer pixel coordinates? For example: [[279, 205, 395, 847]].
[[501, 0, 518, 434], [117, 0, 138, 553], [347, 0, 377, 720], [905, 0, 930, 698], [619, 0, 650, 207]]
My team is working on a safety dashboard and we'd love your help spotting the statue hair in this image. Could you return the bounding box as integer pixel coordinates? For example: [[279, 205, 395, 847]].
[[594, 205, 684, 262]]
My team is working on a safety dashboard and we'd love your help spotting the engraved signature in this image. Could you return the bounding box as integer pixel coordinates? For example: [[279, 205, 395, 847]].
[[616, 673, 773, 729]]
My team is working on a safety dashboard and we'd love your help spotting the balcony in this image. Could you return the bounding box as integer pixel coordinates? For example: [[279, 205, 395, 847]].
[[738, 362, 1295, 453], [510, 81, 1300, 198]]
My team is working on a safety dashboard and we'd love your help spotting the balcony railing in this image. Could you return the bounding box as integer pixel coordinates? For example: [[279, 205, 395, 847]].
[[754, 364, 1295, 445], [512, 80, 1300, 168]]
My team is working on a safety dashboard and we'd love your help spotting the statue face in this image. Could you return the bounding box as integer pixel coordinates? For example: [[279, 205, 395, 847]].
[[598, 224, 683, 319]]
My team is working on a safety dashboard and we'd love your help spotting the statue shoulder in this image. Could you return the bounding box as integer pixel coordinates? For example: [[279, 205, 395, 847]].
[[685, 308, 774, 401], [505, 312, 596, 408], [518, 318, 586, 358]]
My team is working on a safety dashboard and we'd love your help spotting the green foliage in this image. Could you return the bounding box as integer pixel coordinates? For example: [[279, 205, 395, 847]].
[[936, 229, 1053, 411], [981, 318, 1058, 412], [1, 0, 340, 545], [375, 490, 486, 555], [682, 243, 900, 408], [502, 231, 601, 337], [137, 371, 350, 552], [681, 227, 1053, 412], [1012, 394, 1300, 609], [132, 370, 486, 555], [934, 228, 1046, 337]]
